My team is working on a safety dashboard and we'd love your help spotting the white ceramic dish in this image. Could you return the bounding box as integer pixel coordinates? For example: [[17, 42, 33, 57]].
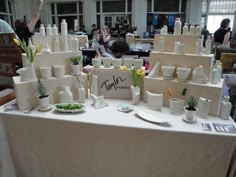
[[136, 111, 172, 124], [53, 103, 85, 113], [117, 104, 133, 112], [182, 117, 197, 124]]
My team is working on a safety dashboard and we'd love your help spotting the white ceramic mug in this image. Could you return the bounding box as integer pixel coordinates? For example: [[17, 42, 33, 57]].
[[53, 65, 65, 78], [102, 58, 112, 68], [133, 59, 143, 69], [92, 58, 101, 68], [40, 67, 52, 79], [112, 59, 122, 69]]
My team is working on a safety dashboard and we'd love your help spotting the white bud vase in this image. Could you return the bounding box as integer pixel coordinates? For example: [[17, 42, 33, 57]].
[[78, 84, 85, 103], [205, 36, 211, 55], [131, 85, 140, 105], [219, 96, 232, 120], [61, 19, 68, 36], [174, 18, 181, 35], [59, 86, 73, 103], [195, 39, 203, 55], [16, 63, 36, 82], [39, 24, 45, 36], [52, 24, 58, 36], [159, 37, 164, 53], [182, 23, 188, 35], [197, 97, 212, 118]]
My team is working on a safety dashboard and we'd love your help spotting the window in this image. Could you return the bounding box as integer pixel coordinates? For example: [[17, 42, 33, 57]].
[[103, 1, 125, 12], [51, 1, 83, 33], [154, 0, 179, 12], [202, 0, 236, 33], [0, 0, 14, 26]]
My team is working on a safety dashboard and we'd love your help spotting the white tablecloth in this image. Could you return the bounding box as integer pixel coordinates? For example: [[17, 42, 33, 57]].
[[0, 99, 236, 177]]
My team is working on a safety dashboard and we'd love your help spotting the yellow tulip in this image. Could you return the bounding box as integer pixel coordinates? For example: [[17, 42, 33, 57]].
[[35, 45, 40, 53], [13, 38, 21, 46], [121, 66, 129, 71]]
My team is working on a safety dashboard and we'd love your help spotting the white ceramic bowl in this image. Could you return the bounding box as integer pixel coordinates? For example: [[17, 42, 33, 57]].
[[176, 67, 191, 81], [161, 65, 176, 78]]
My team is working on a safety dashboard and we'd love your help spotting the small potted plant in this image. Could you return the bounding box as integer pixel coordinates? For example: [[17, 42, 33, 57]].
[[37, 78, 50, 110], [70, 56, 81, 74], [184, 96, 198, 123]]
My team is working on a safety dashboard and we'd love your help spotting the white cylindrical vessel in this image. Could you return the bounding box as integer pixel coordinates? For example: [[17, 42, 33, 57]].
[[174, 18, 181, 35], [219, 96, 232, 120], [216, 61, 222, 83], [46, 24, 52, 36], [63, 36, 68, 52], [211, 64, 218, 84], [39, 24, 45, 36], [195, 39, 203, 55], [189, 24, 196, 35], [197, 97, 212, 118], [78, 85, 85, 103], [71, 36, 79, 52], [52, 24, 58, 36], [182, 23, 188, 35], [196, 25, 201, 36], [53, 37, 60, 52], [61, 19, 68, 35], [205, 36, 211, 55], [159, 37, 164, 53], [28, 38, 35, 53]]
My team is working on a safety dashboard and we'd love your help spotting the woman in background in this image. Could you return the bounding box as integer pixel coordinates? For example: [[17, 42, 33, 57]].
[[15, 0, 44, 44], [96, 25, 111, 52], [212, 18, 231, 50]]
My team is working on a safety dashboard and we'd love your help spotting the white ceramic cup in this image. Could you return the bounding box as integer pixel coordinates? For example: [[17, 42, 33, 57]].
[[176, 67, 191, 81], [102, 58, 112, 68], [53, 65, 65, 78], [92, 58, 101, 68], [40, 67, 51, 79], [112, 59, 122, 69], [161, 65, 176, 78], [169, 98, 184, 115], [123, 58, 133, 68], [133, 59, 143, 69]]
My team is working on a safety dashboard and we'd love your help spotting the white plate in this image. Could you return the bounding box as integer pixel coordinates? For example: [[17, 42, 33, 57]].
[[136, 111, 172, 124], [54, 103, 85, 113], [117, 104, 133, 112], [37, 104, 52, 112]]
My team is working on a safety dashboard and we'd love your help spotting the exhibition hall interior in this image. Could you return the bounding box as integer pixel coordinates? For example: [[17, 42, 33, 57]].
[[0, 1, 236, 177]]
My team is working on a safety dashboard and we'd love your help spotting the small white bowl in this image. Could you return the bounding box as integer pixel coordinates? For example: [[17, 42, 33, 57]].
[[161, 65, 176, 78], [176, 67, 191, 81]]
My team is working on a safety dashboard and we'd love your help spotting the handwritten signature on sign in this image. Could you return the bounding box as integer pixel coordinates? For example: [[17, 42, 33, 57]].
[[101, 75, 130, 92]]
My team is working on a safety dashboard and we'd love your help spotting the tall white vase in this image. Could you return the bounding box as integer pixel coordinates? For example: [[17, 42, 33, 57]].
[[91, 74, 98, 96], [219, 96, 232, 120], [182, 23, 188, 35], [205, 36, 211, 55], [59, 86, 73, 103], [78, 84, 85, 103], [197, 97, 212, 118], [174, 18, 181, 35], [131, 85, 140, 105], [159, 37, 165, 53], [16, 63, 37, 82], [195, 39, 203, 55], [189, 24, 196, 35]]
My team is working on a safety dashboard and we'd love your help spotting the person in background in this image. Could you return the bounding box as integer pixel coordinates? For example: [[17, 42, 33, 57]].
[[96, 25, 111, 52], [0, 19, 16, 34], [212, 18, 231, 50], [15, 0, 44, 44], [110, 39, 130, 58], [201, 25, 210, 47], [80, 25, 87, 33], [91, 24, 97, 36]]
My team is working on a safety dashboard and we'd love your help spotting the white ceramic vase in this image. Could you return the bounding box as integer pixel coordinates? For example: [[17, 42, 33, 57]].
[[71, 64, 81, 74], [219, 96, 232, 120], [192, 65, 208, 84], [78, 84, 85, 103], [184, 107, 198, 123], [195, 39, 203, 55], [40, 66, 51, 79], [59, 86, 73, 103], [54, 65, 65, 78], [159, 37, 165, 53], [197, 97, 212, 118], [189, 24, 196, 35], [182, 23, 188, 35], [17, 63, 37, 82], [38, 95, 50, 109], [169, 98, 184, 115], [146, 91, 163, 111], [91, 74, 98, 96], [147, 61, 159, 78], [174, 18, 181, 35], [131, 85, 140, 105], [205, 36, 211, 55], [174, 42, 185, 54]]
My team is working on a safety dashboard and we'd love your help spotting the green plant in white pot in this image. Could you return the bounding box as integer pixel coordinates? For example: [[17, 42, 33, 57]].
[[37, 78, 50, 111], [184, 96, 198, 123], [70, 56, 81, 74]]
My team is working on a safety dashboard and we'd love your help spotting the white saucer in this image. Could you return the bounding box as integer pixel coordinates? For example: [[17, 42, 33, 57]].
[[182, 117, 197, 124], [117, 104, 133, 112], [71, 72, 81, 76], [136, 111, 172, 124], [37, 104, 52, 112]]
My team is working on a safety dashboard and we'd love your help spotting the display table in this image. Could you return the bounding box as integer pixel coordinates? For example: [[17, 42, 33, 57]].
[[0, 99, 236, 177]]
